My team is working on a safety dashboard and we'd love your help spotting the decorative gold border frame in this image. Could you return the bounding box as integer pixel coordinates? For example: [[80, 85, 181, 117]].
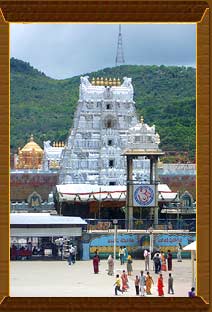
[[0, 1, 210, 311]]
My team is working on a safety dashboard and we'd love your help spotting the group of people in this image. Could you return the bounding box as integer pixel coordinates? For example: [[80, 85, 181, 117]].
[[114, 269, 174, 297], [92, 243, 194, 297], [107, 253, 133, 276]]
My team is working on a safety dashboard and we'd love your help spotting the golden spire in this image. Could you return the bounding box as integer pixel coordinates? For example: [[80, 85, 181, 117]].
[[117, 78, 121, 86], [104, 77, 108, 86], [96, 77, 100, 85], [113, 78, 116, 86], [100, 77, 104, 85], [29, 134, 34, 142], [140, 116, 144, 124], [91, 77, 95, 85], [53, 141, 55, 147], [109, 78, 112, 86]]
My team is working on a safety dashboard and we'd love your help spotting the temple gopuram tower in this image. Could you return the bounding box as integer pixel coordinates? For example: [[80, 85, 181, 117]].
[[59, 76, 146, 185]]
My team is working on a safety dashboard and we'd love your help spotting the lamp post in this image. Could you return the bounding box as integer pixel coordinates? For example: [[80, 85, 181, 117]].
[[149, 230, 153, 255], [113, 219, 118, 260]]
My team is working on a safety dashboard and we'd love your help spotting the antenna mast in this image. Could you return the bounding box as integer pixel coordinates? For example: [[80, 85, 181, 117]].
[[115, 24, 125, 66]]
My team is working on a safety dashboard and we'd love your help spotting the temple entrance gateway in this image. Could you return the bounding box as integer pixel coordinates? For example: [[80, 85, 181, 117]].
[[124, 117, 164, 229]]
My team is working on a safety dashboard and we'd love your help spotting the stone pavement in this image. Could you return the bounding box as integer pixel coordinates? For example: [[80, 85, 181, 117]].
[[10, 259, 196, 297]]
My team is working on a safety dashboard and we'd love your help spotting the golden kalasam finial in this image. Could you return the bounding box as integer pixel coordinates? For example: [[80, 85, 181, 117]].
[[100, 77, 104, 86], [109, 78, 112, 86], [140, 116, 144, 124], [91, 77, 95, 85], [117, 78, 121, 86], [96, 77, 100, 85], [29, 134, 34, 142]]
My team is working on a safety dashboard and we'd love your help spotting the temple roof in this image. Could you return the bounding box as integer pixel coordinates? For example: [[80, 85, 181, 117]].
[[20, 134, 43, 153]]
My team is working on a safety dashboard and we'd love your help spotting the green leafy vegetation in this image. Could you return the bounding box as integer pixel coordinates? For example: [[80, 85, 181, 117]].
[[10, 58, 196, 161]]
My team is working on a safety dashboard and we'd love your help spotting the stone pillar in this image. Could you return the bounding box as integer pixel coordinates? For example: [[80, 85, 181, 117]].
[[150, 157, 153, 184], [154, 157, 159, 227], [126, 156, 133, 230]]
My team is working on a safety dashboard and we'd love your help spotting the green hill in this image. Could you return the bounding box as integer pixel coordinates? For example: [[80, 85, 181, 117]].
[[10, 58, 196, 161]]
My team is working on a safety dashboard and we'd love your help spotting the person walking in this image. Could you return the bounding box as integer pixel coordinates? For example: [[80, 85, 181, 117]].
[[157, 273, 164, 296], [135, 275, 140, 296], [153, 253, 161, 274], [123, 246, 128, 264], [167, 250, 173, 271], [188, 287, 195, 297], [140, 270, 146, 296], [119, 246, 124, 265], [168, 273, 174, 294], [144, 249, 150, 271], [146, 271, 154, 295], [114, 274, 123, 295], [121, 270, 128, 292], [93, 253, 100, 274], [127, 255, 133, 276], [68, 245, 75, 265], [177, 243, 182, 262], [107, 254, 114, 276]]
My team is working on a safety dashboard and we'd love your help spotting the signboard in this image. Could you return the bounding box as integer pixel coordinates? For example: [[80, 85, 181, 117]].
[[133, 184, 156, 207], [154, 233, 196, 252], [90, 234, 139, 247]]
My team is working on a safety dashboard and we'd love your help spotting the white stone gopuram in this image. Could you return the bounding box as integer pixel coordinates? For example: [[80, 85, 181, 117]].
[[59, 76, 151, 185]]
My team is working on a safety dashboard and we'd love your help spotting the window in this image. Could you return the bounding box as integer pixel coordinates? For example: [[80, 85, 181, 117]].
[[109, 160, 114, 167], [109, 182, 116, 185], [106, 104, 111, 110], [108, 139, 112, 146]]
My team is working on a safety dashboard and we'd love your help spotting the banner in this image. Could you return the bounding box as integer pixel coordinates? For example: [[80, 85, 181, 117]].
[[133, 184, 156, 207]]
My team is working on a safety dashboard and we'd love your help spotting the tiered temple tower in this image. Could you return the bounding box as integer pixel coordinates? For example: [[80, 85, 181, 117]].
[[59, 76, 151, 185]]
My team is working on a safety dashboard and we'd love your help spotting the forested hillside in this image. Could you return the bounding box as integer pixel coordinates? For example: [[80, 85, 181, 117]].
[[10, 58, 196, 161]]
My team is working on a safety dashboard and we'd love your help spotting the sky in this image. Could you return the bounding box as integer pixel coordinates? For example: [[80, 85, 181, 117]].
[[10, 23, 196, 80]]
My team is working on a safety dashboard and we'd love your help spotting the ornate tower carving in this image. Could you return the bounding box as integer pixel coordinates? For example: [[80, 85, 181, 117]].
[[58, 76, 151, 185]]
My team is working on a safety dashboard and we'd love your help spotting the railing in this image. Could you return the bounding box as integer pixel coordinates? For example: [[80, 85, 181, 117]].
[[85, 218, 196, 232], [10, 202, 55, 212]]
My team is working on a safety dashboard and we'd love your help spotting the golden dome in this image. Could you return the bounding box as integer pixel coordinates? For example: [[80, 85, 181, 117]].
[[21, 134, 43, 153]]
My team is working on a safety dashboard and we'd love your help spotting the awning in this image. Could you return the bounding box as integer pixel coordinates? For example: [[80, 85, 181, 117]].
[[10, 213, 87, 225], [183, 241, 196, 251], [56, 183, 177, 203]]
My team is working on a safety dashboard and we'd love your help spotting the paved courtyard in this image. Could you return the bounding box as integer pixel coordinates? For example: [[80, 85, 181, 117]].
[[10, 259, 196, 297]]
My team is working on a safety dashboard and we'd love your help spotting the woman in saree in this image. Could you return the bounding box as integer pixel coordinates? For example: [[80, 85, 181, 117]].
[[121, 270, 129, 292], [107, 254, 114, 276], [127, 255, 133, 276], [93, 253, 100, 274], [157, 273, 164, 296], [146, 271, 154, 295], [161, 252, 167, 271], [167, 250, 173, 271]]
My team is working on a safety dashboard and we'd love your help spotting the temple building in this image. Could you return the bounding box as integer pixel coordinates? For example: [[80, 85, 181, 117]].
[[59, 76, 150, 185], [42, 141, 65, 171], [15, 134, 44, 169]]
